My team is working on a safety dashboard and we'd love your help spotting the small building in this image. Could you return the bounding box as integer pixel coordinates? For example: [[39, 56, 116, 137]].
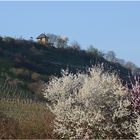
[[36, 33, 49, 45]]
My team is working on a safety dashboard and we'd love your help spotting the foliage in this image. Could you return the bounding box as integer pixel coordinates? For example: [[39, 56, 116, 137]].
[[129, 77, 140, 113], [125, 61, 138, 75], [70, 40, 81, 50], [43, 67, 135, 139], [46, 33, 69, 48], [31, 72, 42, 81], [135, 115, 140, 139], [56, 35, 68, 48], [87, 45, 104, 57], [3, 36, 15, 43], [104, 50, 140, 75], [46, 33, 57, 46], [116, 58, 126, 66], [104, 51, 117, 63]]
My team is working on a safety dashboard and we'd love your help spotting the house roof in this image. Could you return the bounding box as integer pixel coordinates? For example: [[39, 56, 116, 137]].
[[36, 33, 49, 39]]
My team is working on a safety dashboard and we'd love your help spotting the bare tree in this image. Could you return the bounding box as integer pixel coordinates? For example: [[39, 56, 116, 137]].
[[46, 33, 57, 45], [125, 61, 137, 75], [70, 40, 81, 50], [87, 45, 104, 57], [56, 35, 68, 48], [105, 51, 117, 63], [116, 58, 126, 66]]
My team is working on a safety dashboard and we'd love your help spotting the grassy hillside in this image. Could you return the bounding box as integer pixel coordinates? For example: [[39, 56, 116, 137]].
[[0, 36, 140, 139], [0, 36, 132, 99]]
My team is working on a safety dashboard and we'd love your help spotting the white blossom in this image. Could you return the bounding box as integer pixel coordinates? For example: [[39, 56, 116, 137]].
[[43, 67, 135, 139]]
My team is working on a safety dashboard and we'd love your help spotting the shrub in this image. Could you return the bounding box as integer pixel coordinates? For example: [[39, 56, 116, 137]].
[[3, 36, 15, 43], [69, 40, 81, 51], [15, 68, 24, 75], [10, 68, 31, 79], [43, 67, 135, 139], [31, 72, 41, 81], [28, 81, 45, 97], [87, 45, 104, 57]]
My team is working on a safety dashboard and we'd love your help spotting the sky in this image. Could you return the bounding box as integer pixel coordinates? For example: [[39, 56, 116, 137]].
[[0, 1, 140, 66]]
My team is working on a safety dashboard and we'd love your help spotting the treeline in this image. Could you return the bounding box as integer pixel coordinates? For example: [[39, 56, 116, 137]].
[[43, 33, 140, 75]]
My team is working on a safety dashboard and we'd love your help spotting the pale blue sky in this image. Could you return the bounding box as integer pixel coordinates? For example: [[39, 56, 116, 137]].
[[0, 1, 140, 66]]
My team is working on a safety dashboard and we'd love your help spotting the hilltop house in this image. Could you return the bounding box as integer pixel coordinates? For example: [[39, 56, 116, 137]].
[[36, 33, 49, 45]]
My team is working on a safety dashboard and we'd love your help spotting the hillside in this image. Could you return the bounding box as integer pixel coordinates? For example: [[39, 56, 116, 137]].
[[0, 36, 132, 100], [1, 36, 140, 139]]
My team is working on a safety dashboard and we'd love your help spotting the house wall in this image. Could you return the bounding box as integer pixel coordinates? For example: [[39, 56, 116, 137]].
[[37, 38, 48, 45], [42, 37, 47, 44]]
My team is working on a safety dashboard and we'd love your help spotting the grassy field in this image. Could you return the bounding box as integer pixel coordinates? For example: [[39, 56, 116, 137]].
[[0, 98, 54, 139]]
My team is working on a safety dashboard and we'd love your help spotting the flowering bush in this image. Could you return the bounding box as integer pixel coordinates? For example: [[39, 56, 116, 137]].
[[128, 77, 140, 139], [43, 67, 135, 139], [129, 77, 140, 113]]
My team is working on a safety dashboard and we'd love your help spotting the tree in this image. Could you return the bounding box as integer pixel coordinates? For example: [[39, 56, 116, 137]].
[[125, 61, 137, 74], [116, 58, 126, 66], [0, 36, 3, 42], [46, 33, 57, 46], [87, 45, 104, 57], [56, 35, 68, 48], [3, 36, 15, 43], [70, 40, 81, 50], [43, 67, 134, 139], [105, 51, 117, 63], [46, 33, 69, 48]]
